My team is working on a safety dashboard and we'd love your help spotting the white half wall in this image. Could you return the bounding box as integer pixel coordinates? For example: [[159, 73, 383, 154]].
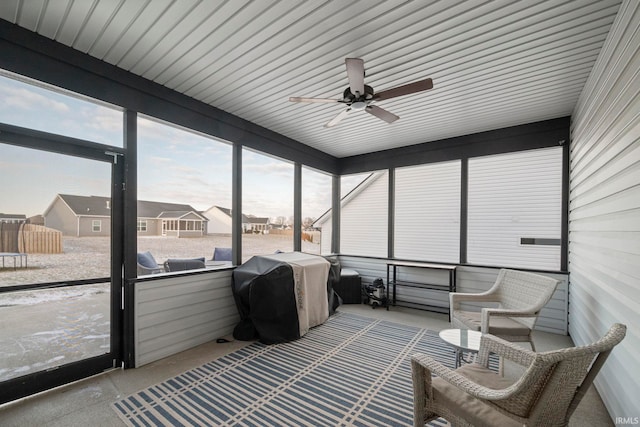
[[134, 269, 239, 367]]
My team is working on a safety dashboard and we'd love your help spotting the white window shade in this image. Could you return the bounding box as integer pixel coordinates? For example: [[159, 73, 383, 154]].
[[468, 147, 562, 270], [394, 161, 461, 263]]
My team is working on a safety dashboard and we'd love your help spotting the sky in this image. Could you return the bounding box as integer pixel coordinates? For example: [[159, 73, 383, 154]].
[[0, 73, 364, 220]]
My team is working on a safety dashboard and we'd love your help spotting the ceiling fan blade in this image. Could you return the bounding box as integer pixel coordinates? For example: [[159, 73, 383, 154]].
[[366, 105, 399, 124], [345, 58, 365, 97], [325, 108, 351, 128], [374, 78, 433, 101], [289, 97, 341, 103]]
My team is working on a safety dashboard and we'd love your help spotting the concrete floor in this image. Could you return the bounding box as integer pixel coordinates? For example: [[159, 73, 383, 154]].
[[0, 305, 614, 426]]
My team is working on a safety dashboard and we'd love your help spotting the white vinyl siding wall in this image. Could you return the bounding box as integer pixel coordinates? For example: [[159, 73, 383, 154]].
[[340, 171, 388, 257], [320, 217, 332, 255], [394, 161, 460, 263], [467, 147, 563, 270], [569, 0, 640, 419], [134, 269, 239, 367]]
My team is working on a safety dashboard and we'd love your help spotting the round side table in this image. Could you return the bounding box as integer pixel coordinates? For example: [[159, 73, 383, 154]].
[[438, 328, 482, 368]]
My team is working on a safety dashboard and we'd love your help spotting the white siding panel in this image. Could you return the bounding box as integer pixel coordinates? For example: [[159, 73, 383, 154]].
[[395, 161, 461, 263], [134, 269, 239, 367], [101, 0, 175, 66], [340, 172, 388, 257], [86, 1, 152, 60], [52, 0, 97, 47], [320, 217, 332, 255], [569, 0, 640, 419], [468, 147, 563, 270]]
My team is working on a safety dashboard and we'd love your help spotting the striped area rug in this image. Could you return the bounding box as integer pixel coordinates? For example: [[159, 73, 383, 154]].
[[113, 313, 479, 426]]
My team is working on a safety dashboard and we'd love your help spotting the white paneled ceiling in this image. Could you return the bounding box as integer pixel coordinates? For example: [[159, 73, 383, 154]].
[[0, 0, 622, 158]]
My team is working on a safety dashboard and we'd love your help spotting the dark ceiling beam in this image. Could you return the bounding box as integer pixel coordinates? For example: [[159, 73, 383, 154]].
[[0, 20, 339, 174], [0, 122, 123, 162], [338, 116, 570, 174]]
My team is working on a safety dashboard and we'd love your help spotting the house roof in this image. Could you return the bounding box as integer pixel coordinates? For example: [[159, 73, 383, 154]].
[[207, 206, 269, 224], [56, 195, 112, 217], [0, 213, 26, 220], [137, 200, 203, 219], [0, 1, 622, 159], [157, 211, 205, 220], [314, 172, 383, 225], [211, 206, 232, 217], [55, 194, 206, 220], [245, 216, 269, 225]]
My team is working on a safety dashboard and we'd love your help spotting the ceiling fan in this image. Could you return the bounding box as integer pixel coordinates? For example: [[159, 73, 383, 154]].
[[289, 58, 433, 128]]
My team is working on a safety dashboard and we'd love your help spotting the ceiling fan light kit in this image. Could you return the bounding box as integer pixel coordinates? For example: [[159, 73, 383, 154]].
[[289, 57, 433, 128]]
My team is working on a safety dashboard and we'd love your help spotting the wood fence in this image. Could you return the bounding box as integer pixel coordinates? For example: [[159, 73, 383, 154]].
[[21, 224, 63, 253], [0, 223, 62, 254], [268, 228, 319, 243], [268, 229, 293, 236]]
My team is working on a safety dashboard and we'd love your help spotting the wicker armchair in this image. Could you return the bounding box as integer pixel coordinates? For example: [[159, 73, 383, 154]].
[[412, 323, 626, 426], [450, 269, 560, 351]]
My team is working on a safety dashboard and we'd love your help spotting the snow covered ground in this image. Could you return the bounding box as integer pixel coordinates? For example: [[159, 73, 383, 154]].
[[0, 234, 322, 381], [0, 233, 321, 287], [0, 284, 110, 382]]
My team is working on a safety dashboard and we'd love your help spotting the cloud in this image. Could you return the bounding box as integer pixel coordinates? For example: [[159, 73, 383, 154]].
[[142, 179, 232, 211], [148, 156, 173, 165], [242, 161, 294, 183], [243, 192, 293, 218], [138, 116, 231, 151], [169, 164, 200, 174], [84, 107, 123, 132], [0, 84, 70, 113]]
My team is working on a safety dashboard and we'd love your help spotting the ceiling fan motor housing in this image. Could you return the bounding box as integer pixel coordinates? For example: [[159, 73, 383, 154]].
[[343, 84, 374, 104]]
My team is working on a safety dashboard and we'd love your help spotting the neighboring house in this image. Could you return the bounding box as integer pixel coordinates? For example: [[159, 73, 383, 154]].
[[0, 213, 27, 224], [202, 206, 232, 234], [314, 172, 383, 255], [44, 194, 207, 237], [137, 200, 207, 237], [243, 215, 270, 234], [27, 215, 45, 226], [202, 205, 270, 234]]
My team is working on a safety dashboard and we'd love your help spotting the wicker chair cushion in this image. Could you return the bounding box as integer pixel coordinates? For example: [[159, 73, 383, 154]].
[[137, 251, 159, 269], [164, 257, 206, 272], [432, 363, 521, 427], [212, 247, 232, 261], [453, 310, 530, 336]]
